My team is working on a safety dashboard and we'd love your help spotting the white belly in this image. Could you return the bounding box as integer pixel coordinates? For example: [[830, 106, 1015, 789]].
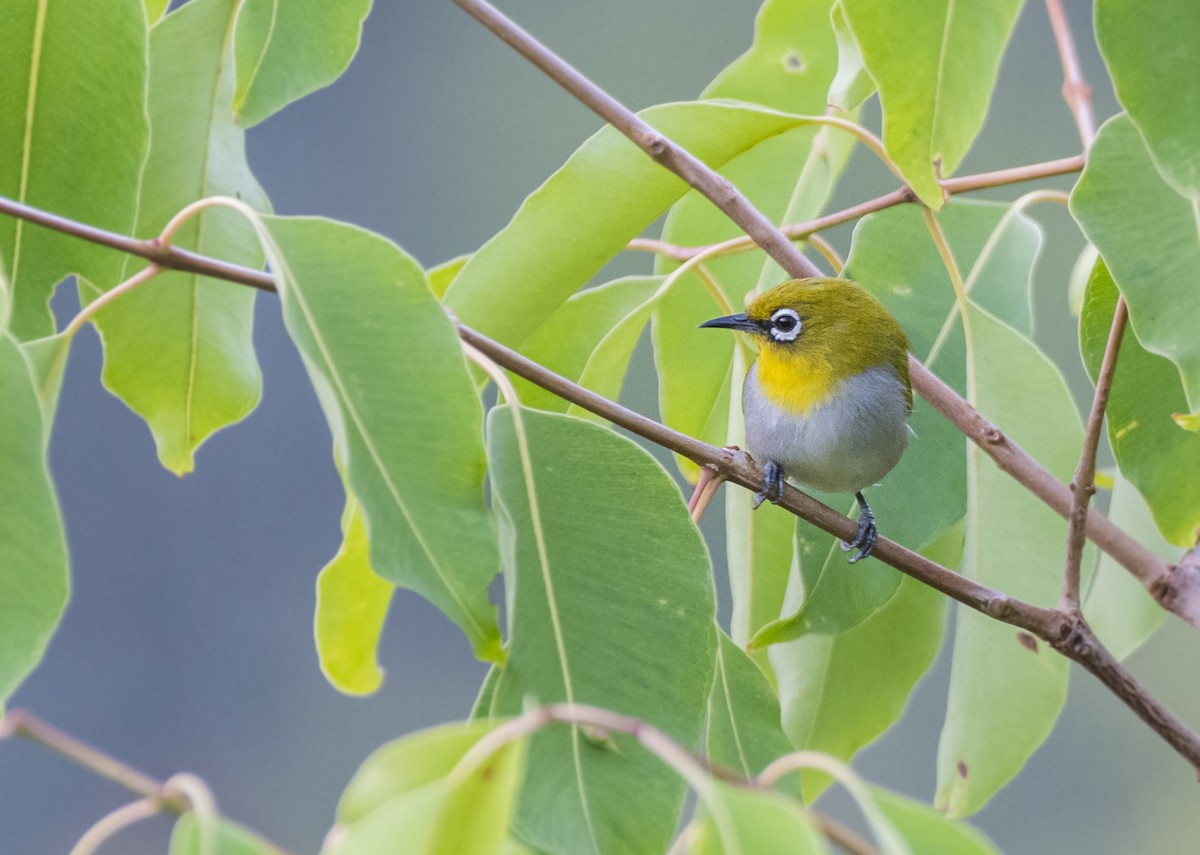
[[743, 363, 910, 494]]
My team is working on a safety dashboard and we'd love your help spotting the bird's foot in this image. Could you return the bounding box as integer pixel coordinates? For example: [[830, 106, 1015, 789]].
[[753, 461, 785, 509], [839, 492, 877, 564]]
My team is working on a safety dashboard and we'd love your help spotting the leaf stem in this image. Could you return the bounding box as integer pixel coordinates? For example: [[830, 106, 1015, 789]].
[[1044, 0, 1097, 148], [62, 264, 161, 338], [68, 797, 160, 855]]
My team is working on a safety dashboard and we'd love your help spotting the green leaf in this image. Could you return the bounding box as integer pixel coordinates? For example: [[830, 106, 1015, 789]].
[[869, 786, 1000, 855], [257, 215, 501, 662], [751, 200, 1040, 646], [315, 493, 394, 695], [0, 0, 148, 339], [337, 720, 500, 825], [486, 407, 717, 855], [144, 0, 168, 24], [89, 0, 269, 475], [514, 276, 661, 413], [1084, 473, 1170, 661], [233, 0, 372, 127], [443, 101, 826, 348], [170, 815, 278, 855], [690, 781, 829, 855], [706, 630, 796, 781], [1096, 0, 1200, 199], [828, 2, 875, 112], [428, 255, 469, 300], [703, 0, 839, 113], [0, 333, 69, 708], [1072, 114, 1200, 419], [840, 0, 1023, 207], [19, 331, 72, 425], [772, 525, 954, 799], [936, 303, 1081, 817], [1079, 257, 1200, 546]]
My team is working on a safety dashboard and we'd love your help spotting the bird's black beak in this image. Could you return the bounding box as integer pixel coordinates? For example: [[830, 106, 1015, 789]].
[[699, 312, 761, 333]]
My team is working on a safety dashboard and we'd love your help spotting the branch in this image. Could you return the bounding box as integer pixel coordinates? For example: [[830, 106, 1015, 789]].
[[445, 0, 1200, 628], [1, 710, 296, 855], [1062, 299, 1128, 613], [1044, 0, 1097, 148]]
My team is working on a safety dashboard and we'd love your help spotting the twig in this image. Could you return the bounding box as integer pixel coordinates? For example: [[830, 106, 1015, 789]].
[[1, 710, 297, 855], [443, 0, 1199, 625], [69, 797, 161, 855], [1062, 299, 1128, 613], [817, 815, 879, 855], [454, 323, 1200, 773], [1044, 0, 1097, 147]]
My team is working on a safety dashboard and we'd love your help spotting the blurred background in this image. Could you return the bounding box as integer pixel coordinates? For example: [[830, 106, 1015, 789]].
[[4, 0, 1199, 852]]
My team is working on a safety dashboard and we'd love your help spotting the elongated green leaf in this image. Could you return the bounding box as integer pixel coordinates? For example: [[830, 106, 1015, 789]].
[[706, 630, 795, 782], [840, 0, 1023, 206], [0, 0, 147, 339], [170, 815, 278, 855], [828, 1, 875, 111], [1079, 258, 1200, 546], [0, 333, 69, 708], [936, 303, 1082, 817], [1084, 473, 1170, 661], [772, 525, 955, 799], [444, 101, 823, 348], [1072, 114, 1200, 419], [1096, 0, 1200, 199], [427, 255, 469, 300], [690, 782, 828, 855], [90, 0, 269, 475], [487, 407, 716, 855], [514, 276, 660, 413], [19, 331, 71, 425], [315, 494, 393, 695], [233, 0, 371, 127], [338, 720, 499, 825], [258, 215, 501, 661], [869, 786, 1000, 855], [752, 200, 1040, 646], [144, 0, 168, 25]]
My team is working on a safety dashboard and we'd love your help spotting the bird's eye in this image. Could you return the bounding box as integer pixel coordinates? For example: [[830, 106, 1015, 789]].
[[769, 308, 802, 341]]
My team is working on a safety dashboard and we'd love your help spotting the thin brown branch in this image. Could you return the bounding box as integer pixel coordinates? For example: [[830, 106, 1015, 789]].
[[457, 323, 1200, 773], [816, 814, 879, 855], [442, 0, 1198, 626], [1062, 298, 1128, 613], [1, 710, 295, 855], [1045, 0, 1097, 147]]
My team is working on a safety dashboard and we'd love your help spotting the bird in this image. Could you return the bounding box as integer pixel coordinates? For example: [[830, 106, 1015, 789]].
[[700, 278, 912, 563]]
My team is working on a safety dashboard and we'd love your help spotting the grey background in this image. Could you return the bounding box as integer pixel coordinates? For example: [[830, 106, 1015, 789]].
[[4, 1, 1199, 852]]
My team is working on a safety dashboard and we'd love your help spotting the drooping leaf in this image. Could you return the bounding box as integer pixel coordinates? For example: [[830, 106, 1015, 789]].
[[443, 101, 828, 349], [706, 630, 795, 783], [936, 304, 1082, 817], [337, 720, 502, 825], [315, 493, 394, 695], [1095, 0, 1200, 199], [487, 407, 716, 855], [233, 0, 372, 127], [0, 333, 69, 709], [256, 215, 502, 662], [89, 0, 269, 475], [751, 200, 1040, 646], [869, 786, 1001, 855], [840, 0, 1023, 206], [1083, 473, 1170, 661], [827, 1, 875, 112], [1079, 257, 1200, 546], [0, 0, 148, 339], [772, 524, 955, 799], [1072, 114, 1200, 420], [689, 781, 829, 855], [514, 276, 661, 413], [170, 815, 279, 855]]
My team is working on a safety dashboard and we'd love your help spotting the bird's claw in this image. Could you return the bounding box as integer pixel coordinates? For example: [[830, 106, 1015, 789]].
[[840, 492, 877, 564], [753, 461, 785, 509]]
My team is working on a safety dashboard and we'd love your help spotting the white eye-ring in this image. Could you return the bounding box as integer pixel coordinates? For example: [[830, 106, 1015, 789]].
[[769, 308, 802, 341]]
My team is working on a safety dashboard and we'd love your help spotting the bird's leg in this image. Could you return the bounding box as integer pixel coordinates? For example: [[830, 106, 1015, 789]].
[[753, 460, 786, 509], [839, 491, 878, 564]]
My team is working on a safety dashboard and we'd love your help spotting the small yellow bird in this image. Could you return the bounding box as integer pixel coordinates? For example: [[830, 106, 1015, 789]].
[[701, 278, 912, 562]]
